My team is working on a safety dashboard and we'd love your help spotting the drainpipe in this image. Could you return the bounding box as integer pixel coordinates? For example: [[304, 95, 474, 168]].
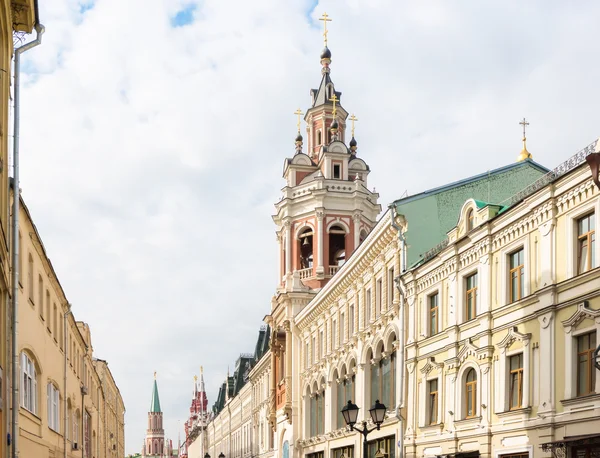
[[11, 23, 45, 458], [389, 205, 405, 458], [64, 306, 72, 458]]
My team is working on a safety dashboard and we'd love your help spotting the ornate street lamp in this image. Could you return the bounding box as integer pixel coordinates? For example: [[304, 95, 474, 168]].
[[204, 453, 211, 458], [341, 400, 387, 458], [219, 453, 225, 458]]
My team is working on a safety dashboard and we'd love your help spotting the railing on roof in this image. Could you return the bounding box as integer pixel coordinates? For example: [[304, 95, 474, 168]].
[[500, 138, 598, 208], [418, 138, 598, 264]]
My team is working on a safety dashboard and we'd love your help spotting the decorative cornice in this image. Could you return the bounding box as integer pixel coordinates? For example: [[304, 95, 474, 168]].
[[562, 301, 600, 334]]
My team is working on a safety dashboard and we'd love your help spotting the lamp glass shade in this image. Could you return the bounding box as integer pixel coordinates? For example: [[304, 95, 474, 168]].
[[341, 400, 359, 426], [204, 454, 211, 458], [218, 453, 225, 458], [369, 399, 387, 425]]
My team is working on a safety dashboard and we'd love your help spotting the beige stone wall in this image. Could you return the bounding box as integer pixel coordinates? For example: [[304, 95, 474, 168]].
[[404, 162, 600, 458]]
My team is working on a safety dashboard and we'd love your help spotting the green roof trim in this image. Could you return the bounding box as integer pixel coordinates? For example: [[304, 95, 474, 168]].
[[150, 379, 161, 413], [394, 160, 549, 266]]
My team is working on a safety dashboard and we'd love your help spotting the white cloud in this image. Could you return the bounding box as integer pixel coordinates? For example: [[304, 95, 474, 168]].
[[16, 0, 600, 453]]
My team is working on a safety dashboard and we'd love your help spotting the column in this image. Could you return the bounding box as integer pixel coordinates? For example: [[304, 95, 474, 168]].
[[537, 311, 555, 414], [284, 220, 292, 275], [353, 213, 361, 252], [316, 209, 325, 276], [284, 321, 292, 412]]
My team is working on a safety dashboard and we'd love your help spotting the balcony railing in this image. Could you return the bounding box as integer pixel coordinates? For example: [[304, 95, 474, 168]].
[[298, 268, 312, 279], [329, 266, 340, 276]]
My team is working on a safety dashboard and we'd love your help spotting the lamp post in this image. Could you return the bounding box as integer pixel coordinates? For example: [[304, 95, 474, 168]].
[[341, 400, 387, 458]]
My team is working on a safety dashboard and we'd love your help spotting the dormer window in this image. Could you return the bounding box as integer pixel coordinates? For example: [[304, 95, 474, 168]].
[[466, 209, 474, 232], [333, 164, 341, 179]]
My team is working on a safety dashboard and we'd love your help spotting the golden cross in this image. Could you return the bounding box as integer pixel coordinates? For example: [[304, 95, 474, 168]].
[[519, 117, 529, 140], [329, 94, 338, 119], [349, 114, 358, 137], [294, 108, 304, 133], [319, 12, 332, 46]]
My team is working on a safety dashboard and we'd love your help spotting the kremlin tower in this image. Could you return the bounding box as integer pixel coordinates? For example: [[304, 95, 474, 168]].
[[142, 374, 170, 458], [181, 368, 210, 458]]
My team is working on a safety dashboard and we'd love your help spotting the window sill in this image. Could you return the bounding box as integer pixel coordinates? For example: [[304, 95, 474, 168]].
[[496, 407, 531, 418], [453, 416, 482, 427], [20, 406, 41, 423], [28, 298, 34, 307], [561, 393, 600, 407], [420, 422, 444, 434]]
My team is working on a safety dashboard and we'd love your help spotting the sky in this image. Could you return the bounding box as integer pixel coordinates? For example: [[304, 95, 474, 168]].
[[15, 0, 600, 454]]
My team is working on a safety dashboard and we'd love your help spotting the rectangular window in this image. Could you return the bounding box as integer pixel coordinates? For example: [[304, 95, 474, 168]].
[[319, 331, 324, 359], [38, 276, 43, 309], [27, 254, 34, 302], [376, 279, 382, 318], [428, 379, 438, 425], [333, 447, 354, 458], [21, 352, 37, 414], [332, 322, 337, 349], [333, 163, 341, 179], [577, 332, 597, 396], [340, 313, 345, 343], [305, 342, 309, 368], [387, 267, 395, 310], [311, 337, 315, 365], [47, 383, 60, 432], [366, 289, 372, 324], [372, 354, 396, 408], [577, 213, 596, 274], [429, 293, 439, 336], [367, 436, 395, 458], [509, 353, 523, 410], [509, 249, 525, 302], [46, 291, 51, 330], [465, 273, 478, 321], [349, 304, 354, 336]]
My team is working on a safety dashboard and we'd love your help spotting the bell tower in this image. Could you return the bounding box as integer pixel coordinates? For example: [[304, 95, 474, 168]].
[[267, 13, 381, 438]]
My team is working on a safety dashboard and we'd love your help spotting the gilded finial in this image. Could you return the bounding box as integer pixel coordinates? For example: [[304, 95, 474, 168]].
[[194, 375, 198, 382], [329, 94, 338, 119], [517, 117, 532, 162], [200, 365, 203, 374], [154, 371, 157, 380], [349, 114, 358, 138], [294, 108, 304, 133], [319, 12, 332, 46]]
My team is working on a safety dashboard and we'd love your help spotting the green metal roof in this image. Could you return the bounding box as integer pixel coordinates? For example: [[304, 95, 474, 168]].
[[150, 379, 161, 413], [394, 159, 548, 266]]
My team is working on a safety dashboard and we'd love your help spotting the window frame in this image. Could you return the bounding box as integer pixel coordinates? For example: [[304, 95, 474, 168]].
[[464, 368, 477, 419], [47, 382, 60, 432], [508, 353, 524, 410], [428, 292, 439, 336], [576, 331, 596, 397], [20, 352, 38, 415], [427, 378, 438, 425], [508, 248, 525, 303], [464, 272, 478, 322], [567, 201, 599, 278], [576, 212, 596, 275]]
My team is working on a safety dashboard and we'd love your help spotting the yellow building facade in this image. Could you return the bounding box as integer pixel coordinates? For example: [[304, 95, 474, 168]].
[[402, 141, 600, 458], [1, 1, 40, 457], [14, 192, 125, 458]]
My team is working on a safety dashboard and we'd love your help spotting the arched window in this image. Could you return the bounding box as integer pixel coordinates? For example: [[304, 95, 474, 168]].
[[359, 229, 368, 245], [298, 228, 314, 270], [465, 368, 477, 419], [45, 290, 51, 331], [74, 409, 80, 445], [53, 303, 58, 338], [27, 253, 34, 302], [38, 275, 43, 309], [47, 382, 60, 432], [309, 386, 325, 436], [328, 225, 346, 268], [67, 399, 72, 441], [466, 209, 474, 232], [317, 130, 322, 146], [20, 352, 38, 414]]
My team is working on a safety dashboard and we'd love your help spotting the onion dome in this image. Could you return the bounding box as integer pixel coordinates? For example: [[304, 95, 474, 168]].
[[295, 133, 303, 143], [517, 140, 532, 162], [349, 137, 357, 154], [320, 46, 332, 59], [330, 119, 339, 130], [294, 132, 303, 154]]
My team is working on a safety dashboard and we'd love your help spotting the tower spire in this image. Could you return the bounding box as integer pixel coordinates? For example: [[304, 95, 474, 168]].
[[150, 376, 162, 413], [517, 117, 532, 162]]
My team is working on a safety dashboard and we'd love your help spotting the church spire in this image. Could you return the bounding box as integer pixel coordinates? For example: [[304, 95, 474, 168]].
[[150, 374, 162, 413]]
